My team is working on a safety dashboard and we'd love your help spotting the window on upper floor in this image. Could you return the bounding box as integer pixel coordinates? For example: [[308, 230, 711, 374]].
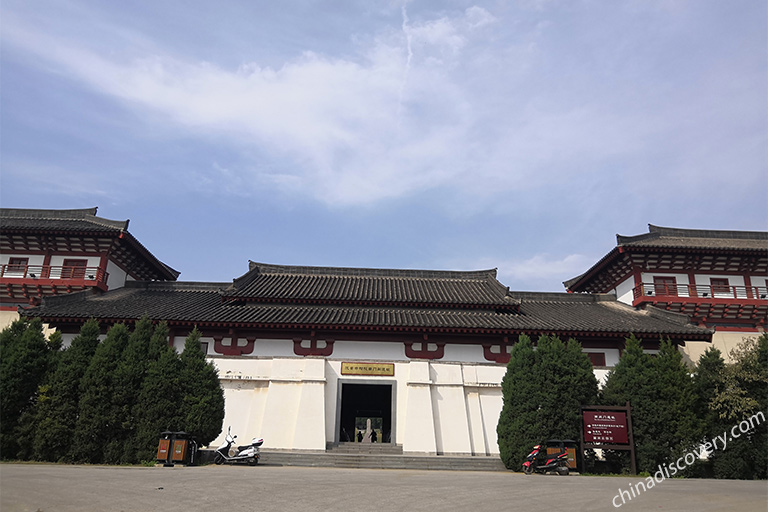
[[7, 257, 29, 272], [653, 276, 678, 296], [61, 259, 87, 279], [587, 352, 606, 367], [4, 257, 29, 276], [710, 278, 730, 297], [760, 280, 768, 300]]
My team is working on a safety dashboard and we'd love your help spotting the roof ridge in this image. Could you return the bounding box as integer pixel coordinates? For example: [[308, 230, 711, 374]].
[[618, 224, 768, 244], [0, 207, 129, 230], [507, 291, 616, 303], [246, 261, 498, 280], [1, 207, 98, 219]]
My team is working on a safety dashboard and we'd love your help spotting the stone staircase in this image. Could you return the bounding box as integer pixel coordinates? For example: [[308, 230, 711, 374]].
[[256, 443, 507, 472], [198, 443, 507, 471]]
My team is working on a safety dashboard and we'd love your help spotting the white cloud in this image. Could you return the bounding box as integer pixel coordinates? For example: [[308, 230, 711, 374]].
[[1, 159, 113, 198], [464, 6, 497, 29], [2, 2, 764, 208], [3, 6, 503, 205], [454, 253, 595, 291]]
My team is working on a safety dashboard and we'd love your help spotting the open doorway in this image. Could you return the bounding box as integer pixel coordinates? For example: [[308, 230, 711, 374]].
[[338, 383, 393, 444]]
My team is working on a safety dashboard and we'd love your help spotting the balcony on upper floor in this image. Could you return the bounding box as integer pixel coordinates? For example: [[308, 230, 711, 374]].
[[1, 263, 110, 303], [632, 282, 768, 325]]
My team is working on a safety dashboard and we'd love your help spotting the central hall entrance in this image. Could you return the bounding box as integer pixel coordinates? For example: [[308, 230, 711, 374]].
[[339, 383, 393, 444]]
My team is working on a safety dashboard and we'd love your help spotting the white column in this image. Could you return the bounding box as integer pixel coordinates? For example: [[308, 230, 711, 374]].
[[462, 366, 489, 455], [402, 361, 437, 454], [260, 358, 327, 450], [431, 363, 472, 455], [291, 358, 327, 450]]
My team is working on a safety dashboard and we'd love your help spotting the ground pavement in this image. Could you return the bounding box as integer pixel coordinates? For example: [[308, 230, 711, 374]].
[[1, 463, 766, 512]]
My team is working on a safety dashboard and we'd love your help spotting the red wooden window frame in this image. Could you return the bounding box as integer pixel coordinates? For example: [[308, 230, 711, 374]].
[[653, 276, 678, 296], [587, 353, 606, 367], [710, 278, 730, 295], [7, 257, 29, 272], [61, 259, 87, 279]]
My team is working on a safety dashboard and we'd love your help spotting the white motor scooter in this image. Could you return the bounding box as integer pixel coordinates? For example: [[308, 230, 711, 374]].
[[214, 426, 263, 466]]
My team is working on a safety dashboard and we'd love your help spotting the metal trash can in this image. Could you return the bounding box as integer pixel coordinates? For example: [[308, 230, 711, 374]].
[[171, 432, 194, 464], [158, 431, 198, 467], [157, 431, 174, 466]]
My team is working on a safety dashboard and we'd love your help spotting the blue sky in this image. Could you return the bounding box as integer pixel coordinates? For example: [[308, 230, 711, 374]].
[[1, 0, 766, 291]]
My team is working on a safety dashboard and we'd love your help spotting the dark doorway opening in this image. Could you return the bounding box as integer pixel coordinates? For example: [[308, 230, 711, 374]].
[[339, 383, 393, 444]]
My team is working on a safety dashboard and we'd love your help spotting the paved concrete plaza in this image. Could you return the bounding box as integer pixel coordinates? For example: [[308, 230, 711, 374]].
[[1, 463, 766, 512]]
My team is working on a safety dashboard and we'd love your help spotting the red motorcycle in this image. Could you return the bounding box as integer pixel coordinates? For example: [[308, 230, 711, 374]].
[[522, 444, 569, 475]]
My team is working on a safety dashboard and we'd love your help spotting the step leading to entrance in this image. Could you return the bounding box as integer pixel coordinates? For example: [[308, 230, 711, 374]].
[[326, 442, 404, 455], [199, 448, 507, 471]]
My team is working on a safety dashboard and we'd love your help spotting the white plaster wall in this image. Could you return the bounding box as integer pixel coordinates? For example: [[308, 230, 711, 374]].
[[333, 340, 408, 361], [477, 387, 503, 455], [593, 369, 611, 387], [0, 310, 20, 331], [614, 276, 635, 305], [430, 363, 472, 454], [212, 357, 327, 450], [57, 331, 106, 349], [442, 343, 487, 362], [402, 360, 437, 453], [106, 260, 128, 290], [216, 379, 269, 448], [202, 341, 619, 455], [682, 331, 762, 366], [464, 364, 505, 455]]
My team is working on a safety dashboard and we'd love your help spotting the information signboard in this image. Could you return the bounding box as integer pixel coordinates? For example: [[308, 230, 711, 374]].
[[583, 411, 629, 444]]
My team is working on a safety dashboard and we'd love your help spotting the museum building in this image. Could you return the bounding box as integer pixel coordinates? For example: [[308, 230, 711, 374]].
[[5, 208, 716, 456], [564, 225, 768, 363]]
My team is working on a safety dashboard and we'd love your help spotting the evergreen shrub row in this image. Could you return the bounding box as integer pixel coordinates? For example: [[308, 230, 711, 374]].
[[497, 333, 768, 479], [0, 317, 225, 464]]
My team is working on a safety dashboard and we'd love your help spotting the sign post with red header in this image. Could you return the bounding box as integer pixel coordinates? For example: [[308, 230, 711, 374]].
[[580, 402, 636, 474]]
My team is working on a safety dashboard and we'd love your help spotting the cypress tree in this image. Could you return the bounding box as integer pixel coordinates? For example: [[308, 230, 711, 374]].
[[179, 327, 225, 446], [600, 335, 654, 472], [112, 317, 155, 463], [708, 334, 768, 479], [31, 319, 101, 461], [692, 347, 726, 437], [497, 334, 598, 470], [133, 338, 184, 462], [71, 323, 130, 463], [650, 339, 700, 466], [497, 334, 538, 469], [602, 336, 700, 473], [535, 336, 598, 442], [0, 318, 54, 459]]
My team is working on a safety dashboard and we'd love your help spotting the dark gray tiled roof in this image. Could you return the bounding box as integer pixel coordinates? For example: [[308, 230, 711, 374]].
[[617, 225, 768, 251], [224, 262, 517, 308], [0, 207, 180, 280], [564, 224, 768, 291], [21, 281, 711, 339], [0, 207, 129, 232]]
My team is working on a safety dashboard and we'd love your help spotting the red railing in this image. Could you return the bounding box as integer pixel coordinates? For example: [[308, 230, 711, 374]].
[[633, 283, 768, 301], [0, 264, 109, 284]]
